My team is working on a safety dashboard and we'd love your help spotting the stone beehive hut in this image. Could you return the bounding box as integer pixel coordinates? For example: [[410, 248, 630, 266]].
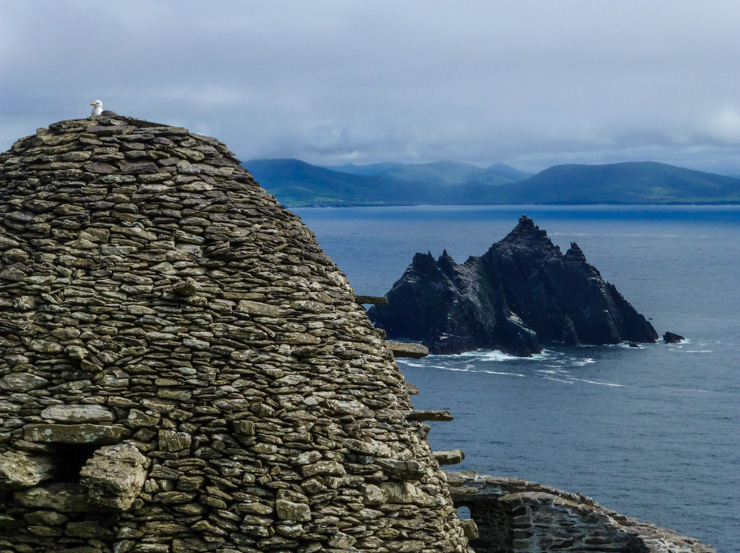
[[0, 116, 472, 553]]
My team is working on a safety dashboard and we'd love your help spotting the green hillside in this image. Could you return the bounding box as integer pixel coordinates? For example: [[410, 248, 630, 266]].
[[494, 161, 740, 204], [324, 160, 529, 186], [322, 162, 406, 176], [245, 159, 433, 206], [245, 158, 740, 207], [379, 161, 501, 185], [487, 162, 532, 182]]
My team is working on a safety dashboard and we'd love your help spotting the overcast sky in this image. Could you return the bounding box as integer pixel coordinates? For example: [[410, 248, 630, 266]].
[[3, 1, 740, 174]]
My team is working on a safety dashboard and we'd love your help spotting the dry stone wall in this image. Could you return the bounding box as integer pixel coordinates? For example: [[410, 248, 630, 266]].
[[0, 116, 472, 553], [447, 472, 716, 553]]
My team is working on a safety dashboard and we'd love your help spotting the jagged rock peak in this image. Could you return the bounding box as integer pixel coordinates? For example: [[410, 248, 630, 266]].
[[564, 241, 588, 263], [369, 217, 658, 355], [438, 249, 457, 273], [508, 214, 548, 239], [518, 214, 537, 228], [412, 250, 438, 271], [488, 215, 561, 261], [0, 117, 473, 553]]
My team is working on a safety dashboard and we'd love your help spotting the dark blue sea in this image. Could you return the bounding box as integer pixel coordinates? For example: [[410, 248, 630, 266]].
[[294, 205, 740, 553]]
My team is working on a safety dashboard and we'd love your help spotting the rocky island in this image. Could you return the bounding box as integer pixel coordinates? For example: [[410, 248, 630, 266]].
[[368, 216, 658, 355]]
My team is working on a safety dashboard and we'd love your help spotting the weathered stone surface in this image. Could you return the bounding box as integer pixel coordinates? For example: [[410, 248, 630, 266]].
[[0, 451, 54, 490], [40, 405, 115, 423], [171, 277, 201, 296], [126, 409, 160, 427], [235, 299, 281, 317], [14, 483, 93, 512], [369, 215, 658, 355], [158, 430, 192, 452], [459, 519, 479, 541], [434, 449, 466, 465], [0, 372, 49, 392], [406, 409, 454, 421], [381, 481, 431, 505], [328, 532, 357, 548], [65, 520, 115, 539], [363, 483, 386, 505], [232, 420, 255, 435], [276, 499, 311, 521], [80, 443, 148, 510], [449, 471, 716, 553], [386, 341, 429, 358], [376, 459, 425, 480], [24, 424, 129, 444], [301, 460, 346, 477]]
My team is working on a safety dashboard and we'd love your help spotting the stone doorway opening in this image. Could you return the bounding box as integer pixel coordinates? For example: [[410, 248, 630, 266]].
[[51, 443, 99, 482]]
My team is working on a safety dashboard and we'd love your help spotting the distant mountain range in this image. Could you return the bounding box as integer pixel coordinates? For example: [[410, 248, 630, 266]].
[[323, 160, 532, 186], [245, 158, 740, 207]]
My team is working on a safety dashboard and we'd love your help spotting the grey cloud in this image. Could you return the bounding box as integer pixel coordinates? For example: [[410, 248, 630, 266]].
[[3, 1, 740, 175]]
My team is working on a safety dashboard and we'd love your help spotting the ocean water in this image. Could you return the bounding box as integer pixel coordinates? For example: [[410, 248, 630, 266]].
[[294, 205, 740, 552]]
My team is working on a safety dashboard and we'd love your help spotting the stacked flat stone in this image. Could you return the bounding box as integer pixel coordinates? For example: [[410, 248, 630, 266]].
[[0, 116, 472, 553], [447, 472, 716, 553]]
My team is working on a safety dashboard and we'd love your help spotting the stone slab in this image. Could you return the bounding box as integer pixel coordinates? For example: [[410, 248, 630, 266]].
[[23, 424, 129, 445]]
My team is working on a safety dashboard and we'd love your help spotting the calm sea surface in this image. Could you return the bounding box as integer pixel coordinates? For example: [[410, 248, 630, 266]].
[[294, 205, 740, 553]]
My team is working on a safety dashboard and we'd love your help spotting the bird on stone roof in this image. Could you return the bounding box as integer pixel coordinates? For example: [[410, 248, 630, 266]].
[[90, 100, 118, 117]]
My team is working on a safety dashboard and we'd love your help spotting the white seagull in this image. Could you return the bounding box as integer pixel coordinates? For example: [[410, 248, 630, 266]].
[[90, 100, 118, 117]]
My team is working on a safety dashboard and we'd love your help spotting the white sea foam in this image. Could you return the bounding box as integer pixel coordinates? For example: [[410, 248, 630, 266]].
[[481, 370, 526, 377], [543, 376, 574, 384], [446, 348, 558, 362], [572, 358, 596, 366], [450, 349, 519, 362], [570, 378, 624, 387], [399, 360, 469, 372]]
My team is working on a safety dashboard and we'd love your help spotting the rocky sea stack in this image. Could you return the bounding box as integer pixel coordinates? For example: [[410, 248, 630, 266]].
[[0, 116, 471, 553], [368, 216, 658, 355]]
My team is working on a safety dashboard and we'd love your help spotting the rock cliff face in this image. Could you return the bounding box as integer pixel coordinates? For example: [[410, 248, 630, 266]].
[[368, 216, 658, 355]]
